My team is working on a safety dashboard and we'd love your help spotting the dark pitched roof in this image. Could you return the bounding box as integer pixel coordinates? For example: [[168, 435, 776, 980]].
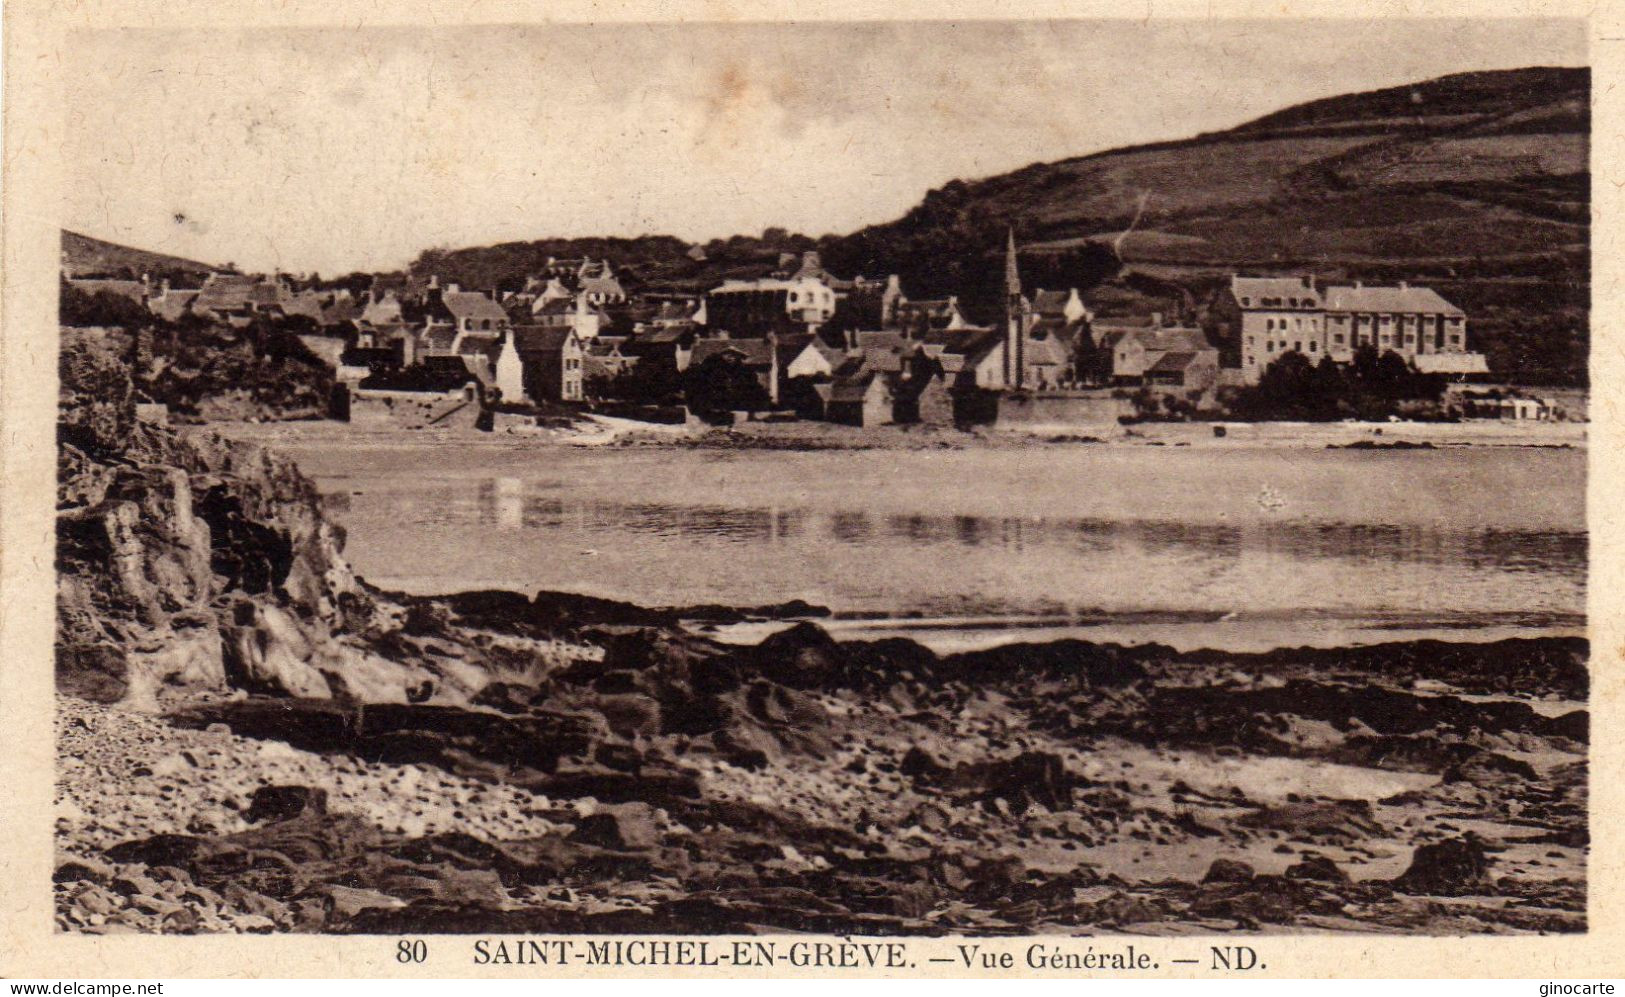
[[423, 326, 459, 351], [774, 332, 816, 357], [858, 343, 914, 375], [1024, 334, 1073, 368], [690, 337, 773, 367], [422, 356, 473, 377], [457, 334, 502, 363], [192, 274, 262, 312], [321, 297, 363, 325], [1032, 289, 1074, 315], [511, 326, 578, 355], [148, 289, 199, 322], [1232, 276, 1320, 307], [1146, 351, 1198, 373], [1141, 328, 1211, 353], [248, 282, 284, 307], [340, 346, 401, 368], [827, 370, 886, 403], [578, 355, 614, 378], [854, 330, 907, 352], [1322, 284, 1463, 315], [935, 328, 1000, 356], [442, 291, 508, 325], [360, 293, 405, 326]]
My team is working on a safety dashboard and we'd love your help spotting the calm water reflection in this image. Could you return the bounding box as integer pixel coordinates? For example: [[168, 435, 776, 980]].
[[421, 486, 1584, 576], [320, 468, 1586, 633]]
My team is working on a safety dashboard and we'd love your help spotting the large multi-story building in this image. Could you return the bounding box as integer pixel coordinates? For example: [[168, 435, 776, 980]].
[[705, 277, 837, 337], [1228, 275, 1486, 382]]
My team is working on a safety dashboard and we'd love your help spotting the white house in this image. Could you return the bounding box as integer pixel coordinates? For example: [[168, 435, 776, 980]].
[[784, 339, 846, 380]]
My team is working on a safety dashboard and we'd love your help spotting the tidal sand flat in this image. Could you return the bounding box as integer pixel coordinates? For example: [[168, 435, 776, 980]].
[[240, 420, 1586, 652]]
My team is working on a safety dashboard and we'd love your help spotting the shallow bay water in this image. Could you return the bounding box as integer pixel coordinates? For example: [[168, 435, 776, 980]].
[[263, 429, 1586, 652]]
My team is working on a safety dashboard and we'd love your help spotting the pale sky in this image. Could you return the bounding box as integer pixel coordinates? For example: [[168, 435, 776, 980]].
[[63, 19, 1586, 275]]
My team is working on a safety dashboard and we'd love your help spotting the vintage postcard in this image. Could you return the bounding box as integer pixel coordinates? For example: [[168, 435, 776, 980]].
[[2, 0, 1622, 980]]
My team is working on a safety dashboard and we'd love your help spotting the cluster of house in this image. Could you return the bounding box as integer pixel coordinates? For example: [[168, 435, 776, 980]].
[[66, 234, 1493, 428], [64, 270, 366, 327]]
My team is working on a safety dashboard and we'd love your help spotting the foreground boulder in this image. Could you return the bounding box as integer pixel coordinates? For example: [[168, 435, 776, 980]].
[[1392, 835, 1495, 896]]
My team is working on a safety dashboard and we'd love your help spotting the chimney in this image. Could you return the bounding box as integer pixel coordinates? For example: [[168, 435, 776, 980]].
[[1151, 311, 1163, 327], [1302, 275, 1314, 290], [1354, 280, 1363, 290], [1399, 281, 1409, 291], [446, 282, 461, 295]]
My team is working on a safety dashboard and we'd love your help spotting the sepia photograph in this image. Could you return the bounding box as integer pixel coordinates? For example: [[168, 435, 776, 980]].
[[43, 13, 1590, 942]]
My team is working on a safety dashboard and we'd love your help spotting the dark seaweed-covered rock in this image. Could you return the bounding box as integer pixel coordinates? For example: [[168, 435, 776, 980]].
[[1201, 858, 1255, 884], [1283, 853, 1349, 884], [1392, 835, 1495, 896], [244, 785, 328, 824]]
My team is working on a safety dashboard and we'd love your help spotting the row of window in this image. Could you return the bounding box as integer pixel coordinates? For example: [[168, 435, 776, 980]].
[[1258, 340, 1318, 354], [1265, 317, 1318, 331], [1251, 311, 1464, 326], [1242, 297, 1314, 309], [1247, 329, 1466, 359]]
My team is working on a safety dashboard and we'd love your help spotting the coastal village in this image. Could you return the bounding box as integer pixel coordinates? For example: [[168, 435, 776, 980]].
[[67, 229, 1569, 433], [43, 43, 1593, 948]]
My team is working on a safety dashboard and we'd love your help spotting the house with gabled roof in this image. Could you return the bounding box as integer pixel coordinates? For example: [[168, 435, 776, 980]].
[[892, 297, 969, 337], [578, 261, 627, 305], [1032, 288, 1090, 325], [533, 294, 608, 341], [1144, 350, 1220, 390], [824, 370, 895, 427], [1106, 322, 1215, 385], [190, 273, 265, 324], [688, 336, 783, 405], [440, 289, 510, 336], [495, 326, 584, 404], [146, 286, 200, 323], [784, 336, 847, 380]]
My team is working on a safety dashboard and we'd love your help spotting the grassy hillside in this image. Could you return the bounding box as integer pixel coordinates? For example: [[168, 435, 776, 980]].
[[411, 67, 1587, 384], [824, 67, 1589, 385], [62, 230, 224, 286]]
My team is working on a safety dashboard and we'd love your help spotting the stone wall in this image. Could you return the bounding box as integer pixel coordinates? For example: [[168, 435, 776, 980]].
[[992, 391, 1132, 433]]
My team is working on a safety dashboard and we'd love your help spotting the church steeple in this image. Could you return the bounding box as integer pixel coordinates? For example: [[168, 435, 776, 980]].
[[1004, 226, 1022, 297], [1002, 227, 1027, 390]]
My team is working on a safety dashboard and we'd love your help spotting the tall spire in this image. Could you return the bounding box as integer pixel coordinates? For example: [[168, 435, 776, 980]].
[[1004, 226, 1022, 297]]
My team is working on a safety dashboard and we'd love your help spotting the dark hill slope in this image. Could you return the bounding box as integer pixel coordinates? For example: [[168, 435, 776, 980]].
[[62, 230, 224, 285], [820, 67, 1588, 384]]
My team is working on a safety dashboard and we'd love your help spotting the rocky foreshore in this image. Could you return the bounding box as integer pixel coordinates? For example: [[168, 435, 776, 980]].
[[54, 336, 1588, 935], [57, 617, 1588, 935]]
